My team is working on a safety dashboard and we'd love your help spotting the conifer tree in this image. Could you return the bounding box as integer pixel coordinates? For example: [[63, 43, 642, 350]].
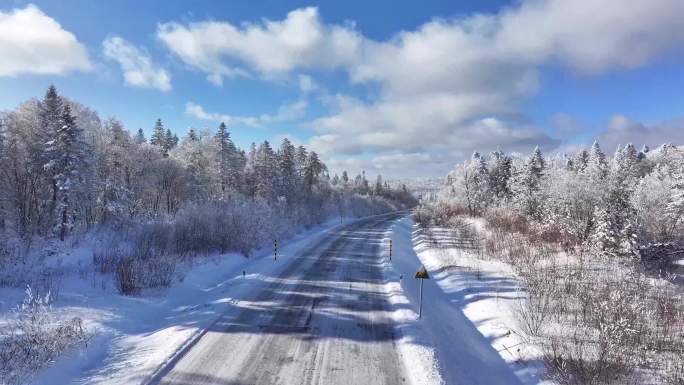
[[40, 85, 65, 205], [277, 138, 297, 201], [45, 104, 87, 240], [586, 141, 608, 181], [150, 119, 165, 147], [304, 151, 326, 193], [488, 150, 512, 200], [134, 128, 146, 144]]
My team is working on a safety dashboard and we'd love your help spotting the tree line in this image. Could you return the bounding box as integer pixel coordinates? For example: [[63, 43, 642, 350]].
[[438, 141, 684, 257], [0, 86, 415, 243]]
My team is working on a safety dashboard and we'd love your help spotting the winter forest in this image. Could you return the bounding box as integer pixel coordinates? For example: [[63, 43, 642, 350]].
[[0, 86, 414, 246], [417, 143, 684, 384], [0, 86, 416, 383]]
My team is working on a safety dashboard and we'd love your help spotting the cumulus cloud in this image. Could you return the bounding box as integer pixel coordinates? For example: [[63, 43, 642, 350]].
[[185, 99, 308, 128], [0, 5, 91, 76], [161, 1, 684, 176], [157, 7, 361, 85], [103, 36, 171, 91]]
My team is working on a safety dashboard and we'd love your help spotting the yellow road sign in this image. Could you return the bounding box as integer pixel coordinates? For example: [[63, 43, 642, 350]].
[[415, 266, 430, 279]]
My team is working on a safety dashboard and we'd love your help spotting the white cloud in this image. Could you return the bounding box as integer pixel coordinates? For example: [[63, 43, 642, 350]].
[[157, 7, 361, 85], [103, 36, 171, 91], [185, 99, 308, 127], [298, 74, 317, 92], [0, 5, 91, 76], [185, 102, 233, 124], [162, 1, 684, 176]]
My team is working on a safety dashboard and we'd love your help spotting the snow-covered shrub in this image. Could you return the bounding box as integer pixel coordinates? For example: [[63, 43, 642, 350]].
[[0, 239, 26, 288], [0, 287, 88, 385], [93, 247, 121, 274], [131, 221, 173, 259], [515, 261, 559, 336], [143, 254, 176, 288], [113, 254, 176, 295], [665, 347, 684, 385]]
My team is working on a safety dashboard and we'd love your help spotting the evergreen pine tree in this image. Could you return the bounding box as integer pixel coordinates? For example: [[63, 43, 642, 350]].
[[39, 86, 65, 205], [574, 149, 589, 172], [150, 118, 168, 156], [277, 138, 297, 201], [488, 150, 512, 200], [375, 174, 384, 196], [304, 152, 326, 193], [516, 146, 546, 218], [295, 145, 308, 179], [586, 141, 608, 181], [135, 128, 146, 144], [254, 141, 277, 199], [45, 104, 88, 240]]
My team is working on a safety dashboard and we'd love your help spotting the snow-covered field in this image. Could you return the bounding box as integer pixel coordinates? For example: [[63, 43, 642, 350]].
[[383, 216, 543, 385], [1, 214, 555, 385], [0, 217, 360, 385]]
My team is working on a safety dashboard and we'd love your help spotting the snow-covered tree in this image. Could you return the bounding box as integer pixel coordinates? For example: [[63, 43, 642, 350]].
[[513, 147, 546, 218], [164, 128, 178, 152], [150, 119, 165, 149], [341, 171, 349, 187], [277, 138, 297, 202], [97, 117, 133, 222], [585, 141, 608, 182], [213, 122, 242, 197], [574, 149, 589, 172], [488, 150, 512, 200], [254, 141, 278, 199], [44, 104, 88, 240], [375, 174, 384, 196], [295, 145, 308, 179], [304, 151, 326, 194], [134, 128, 146, 144]]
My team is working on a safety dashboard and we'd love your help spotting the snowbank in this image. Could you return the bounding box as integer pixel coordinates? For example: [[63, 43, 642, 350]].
[[384, 216, 548, 385], [19, 217, 355, 385]]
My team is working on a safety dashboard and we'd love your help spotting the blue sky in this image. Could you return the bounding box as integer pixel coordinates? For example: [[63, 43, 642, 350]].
[[1, 0, 684, 178]]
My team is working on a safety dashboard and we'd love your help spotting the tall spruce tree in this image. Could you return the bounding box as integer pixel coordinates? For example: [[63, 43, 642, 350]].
[[134, 128, 146, 144], [40, 86, 65, 205], [150, 118, 167, 156], [277, 138, 297, 201], [45, 104, 87, 240]]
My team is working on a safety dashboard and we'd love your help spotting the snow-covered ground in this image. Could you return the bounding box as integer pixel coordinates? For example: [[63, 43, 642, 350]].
[[2, 214, 551, 385], [383, 216, 548, 385], [0, 217, 356, 385]]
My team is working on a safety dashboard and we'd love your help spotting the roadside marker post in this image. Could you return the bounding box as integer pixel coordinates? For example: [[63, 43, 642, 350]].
[[414, 266, 430, 319], [274, 239, 278, 261]]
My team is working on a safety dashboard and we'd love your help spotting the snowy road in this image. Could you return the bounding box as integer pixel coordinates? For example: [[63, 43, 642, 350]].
[[153, 213, 409, 385]]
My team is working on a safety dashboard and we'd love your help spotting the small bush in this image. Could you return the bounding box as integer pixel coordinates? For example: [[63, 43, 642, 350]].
[[0, 286, 88, 385], [144, 254, 176, 288], [115, 257, 141, 295]]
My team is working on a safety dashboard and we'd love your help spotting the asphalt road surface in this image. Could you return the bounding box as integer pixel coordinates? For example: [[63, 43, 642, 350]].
[[154, 213, 408, 385]]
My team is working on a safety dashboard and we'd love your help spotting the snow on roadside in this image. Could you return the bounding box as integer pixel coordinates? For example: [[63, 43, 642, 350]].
[[379, 230, 444, 385], [382, 216, 547, 385], [25, 217, 355, 385]]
